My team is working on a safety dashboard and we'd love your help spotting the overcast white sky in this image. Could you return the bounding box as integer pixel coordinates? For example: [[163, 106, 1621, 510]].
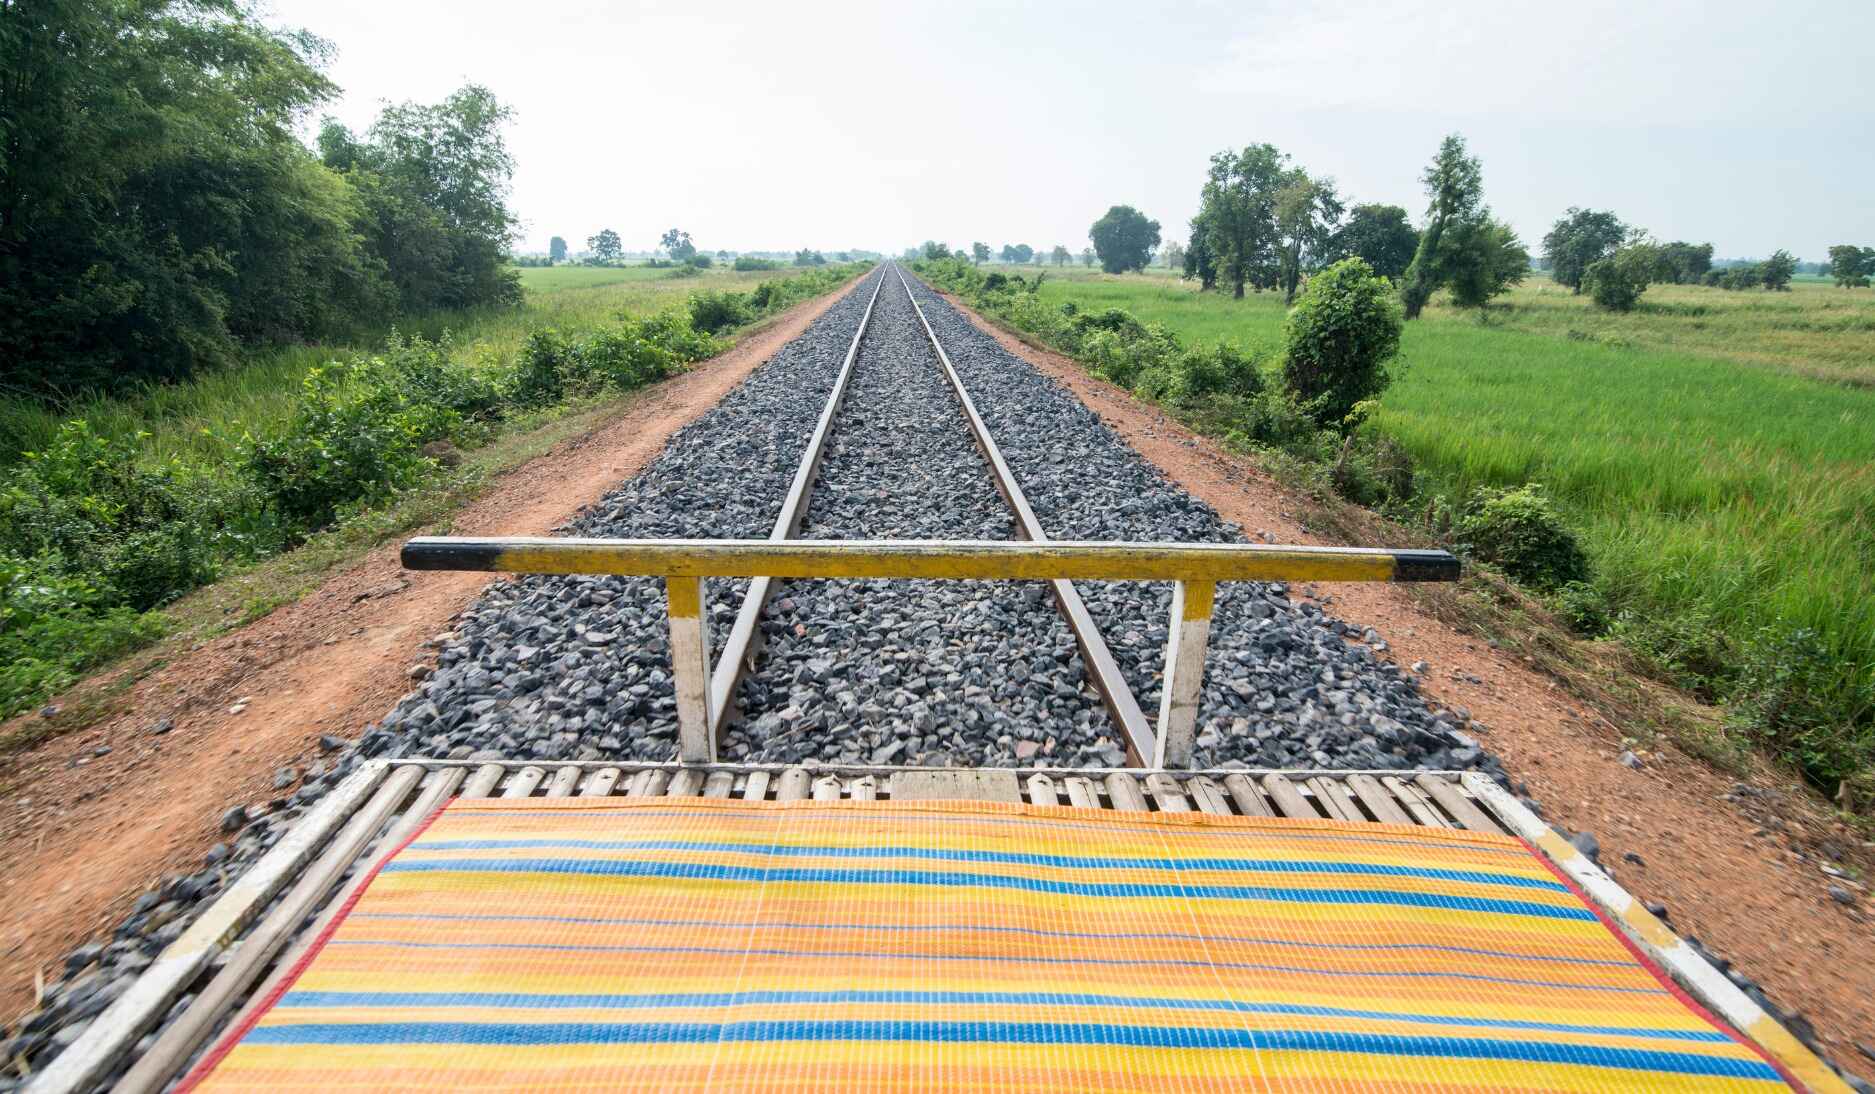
[[268, 0, 1875, 261]]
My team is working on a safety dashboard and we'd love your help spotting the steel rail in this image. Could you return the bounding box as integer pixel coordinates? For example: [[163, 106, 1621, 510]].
[[703, 266, 887, 743], [890, 266, 1159, 764]]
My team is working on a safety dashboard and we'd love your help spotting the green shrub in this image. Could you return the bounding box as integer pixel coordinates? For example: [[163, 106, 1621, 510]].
[[1551, 580, 1612, 636], [381, 333, 503, 420], [733, 256, 779, 271], [0, 422, 238, 611], [1584, 245, 1654, 312], [0, 553, 165, 717], [1729, 625, 1874, 788], [687, 290, 753, 335], [242, 358, 454, 536], [1450, 483, 1590, 590], [1281, 258, 1403, 428], [1136, 342, 1265, 405], [510, 329, 573, 406]]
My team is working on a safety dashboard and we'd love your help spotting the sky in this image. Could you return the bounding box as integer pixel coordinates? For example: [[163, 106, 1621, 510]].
[[267, 0, 1875, 261]]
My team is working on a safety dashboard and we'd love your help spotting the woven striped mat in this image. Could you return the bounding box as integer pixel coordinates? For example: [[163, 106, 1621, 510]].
[[183, 797, 1795, 1092]]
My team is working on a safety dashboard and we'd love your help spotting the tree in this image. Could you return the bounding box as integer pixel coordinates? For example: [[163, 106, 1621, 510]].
[[1282, 258, 1403, 428], [1183, 221, 1218, 290], [1827, 244, 1871, 288], [1650, 241, 1713, 284], [1759, 249, 1796, 291], [1443, 217, 1529, 309], [1195, 145, 1288, 298], [660, 229, 696, 262], [971, 241, 991, 265], [797, 249, 827, 266], [1161, 241, 1186, 270], [1584, 243, 1657, 311], [1541, 208, 1628, 292], [1088, 205, 1161, 274], [1327, 204, 1418, 281], [1009, 243, 1034, 264], [1080, 247, 1096, 267], [921, 241, 949, 260], [588, 229, 623, 263], [1401, 135, 1485, 318], [1274, 171, 1343, 304], [1050, 245, 1071, 266], [549, 236, 568, 264]]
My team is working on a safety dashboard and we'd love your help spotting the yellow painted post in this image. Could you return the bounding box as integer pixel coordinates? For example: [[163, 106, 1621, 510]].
[[1153, 580, 1214, 768], [664, 576, 715, 763]]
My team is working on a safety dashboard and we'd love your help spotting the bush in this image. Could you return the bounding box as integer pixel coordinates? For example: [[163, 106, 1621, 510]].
[[688, 290, 753, 335], [1551, 580, 1611, 636], [1281, 258, 1403, 428], [510, 328, 574, 407], [686, 253, 713, 269], [733, 256, 779, 271], [0, 422, 241, 611], [1449, 483, 1590, 590], [1729, 625, 1874, 788], [1584, 245, 1654, 311], [0, 553, 166, 717], [1136, 342, 1264, 405], [242, 358, 456, 536]]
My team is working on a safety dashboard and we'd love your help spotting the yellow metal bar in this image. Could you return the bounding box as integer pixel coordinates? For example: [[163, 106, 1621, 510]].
[[404, 537, 1455, 584]]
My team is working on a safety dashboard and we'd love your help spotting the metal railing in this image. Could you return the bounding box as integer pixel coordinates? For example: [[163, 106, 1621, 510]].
[[402, 537, 1458, 767]]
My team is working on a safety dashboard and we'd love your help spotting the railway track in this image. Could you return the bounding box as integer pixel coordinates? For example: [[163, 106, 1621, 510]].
[[712, 263, 1156, 767]]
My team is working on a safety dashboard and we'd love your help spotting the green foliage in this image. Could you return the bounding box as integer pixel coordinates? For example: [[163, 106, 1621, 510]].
[[1759, 249, 1797, 291], [1274, 172, 1343, 303], [1584, 244, 1657, 312], [0, 555, 166, 721], [549, 236, 569, 264], [971, 242, 992, 264], [1826, 244, 1871, 288], [1281, 259, 1403, 428], [1442, 217, 1529, 309], [1652, 241, 1714, 284], [1448, 484, 1590, 591], [688, 290, 753, 334], [1728, 625, 1874, 789], [660, 229, 696, 262], [1542, 208, 1628, 292], [1328, 204, 1419, 281], [1196, 144, 1289, 298], [733, 256, 780, 271], [587, 229, 623, 263], [1089, 205, 1163, 274], [1401, 134, 1485, 319], [796, 249, 828, 266]]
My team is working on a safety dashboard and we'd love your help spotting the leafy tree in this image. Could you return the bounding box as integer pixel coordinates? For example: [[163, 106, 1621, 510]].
[[1010, 243, 1035, 264], [0, 0, 371, 396], [971, 241, 991, 264], [1541, 208, 1628, 292], [1584, 243, 1657, 311], [549, 236, 568, 264], [1326, 204, 1417, 281], [796, 248, 827, 266], [1195, 144, 1288, 298], [1401, 134, 1486, 318], [1652, 241, 1713, 284], [1161, 241, 1186, 269], [1281, 258, 1403, 428], [587, 229, 623, 263], [921, 241, 949, 260], [1182, 222, 1218, 290], [1759, 249, 1796, 291], [660, 229, 696, 262], [1827, 244, 1871, 288], [1443, 217, 1529, 309], [1050, 245, 1071, 266], [1089, 205, 1161, 274], [1079, 247, 1096, 267], [323, 84, 522, 315], [1275, 171, 1343, 304]]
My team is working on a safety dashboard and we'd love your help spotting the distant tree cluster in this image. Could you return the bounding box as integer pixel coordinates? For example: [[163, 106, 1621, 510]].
[[0, 0, 523, 398], [1828, 244, 1873, 288], [1703, 252, 1796, 291]]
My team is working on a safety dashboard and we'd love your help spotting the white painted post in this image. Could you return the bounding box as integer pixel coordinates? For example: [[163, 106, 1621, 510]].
[[1153, 580, 1213, 768], [665, 576, 715, 763]]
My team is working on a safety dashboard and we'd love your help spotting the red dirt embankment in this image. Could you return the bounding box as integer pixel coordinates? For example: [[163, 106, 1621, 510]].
[[0, 283, 855, 1020]]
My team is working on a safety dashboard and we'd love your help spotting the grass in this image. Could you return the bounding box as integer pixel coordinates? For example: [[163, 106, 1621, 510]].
[[1002, 265, 1875, 781], [0, 263, 806, 468]]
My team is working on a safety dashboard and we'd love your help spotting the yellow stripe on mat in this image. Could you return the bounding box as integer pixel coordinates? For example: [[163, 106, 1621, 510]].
[[181, 798, 1803, 1092]]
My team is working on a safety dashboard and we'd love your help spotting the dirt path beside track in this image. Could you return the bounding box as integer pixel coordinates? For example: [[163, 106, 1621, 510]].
[[941, 292, 1875, 1065], [0, 281, 857, 1020]]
